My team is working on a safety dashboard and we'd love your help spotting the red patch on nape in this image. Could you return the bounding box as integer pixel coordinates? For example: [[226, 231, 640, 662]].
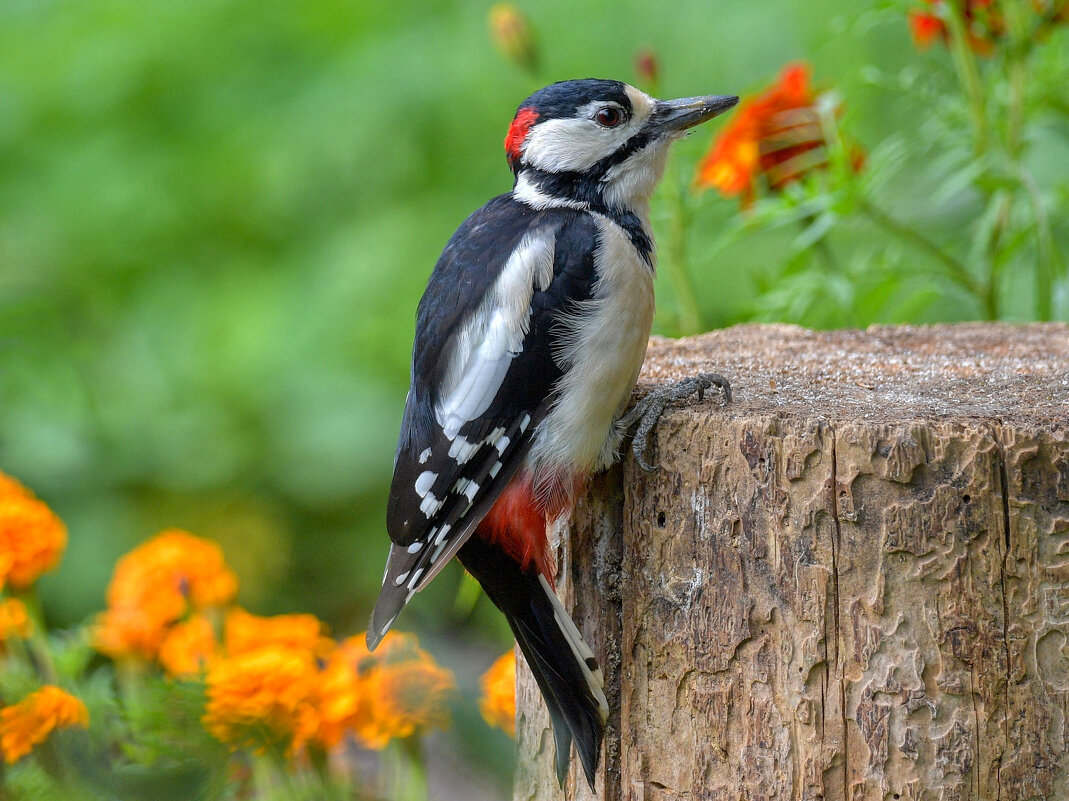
[[504, 107, 539, 164]]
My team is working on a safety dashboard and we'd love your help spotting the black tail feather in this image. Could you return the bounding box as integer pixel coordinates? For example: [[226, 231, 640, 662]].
[[458, 536, 606, 790]]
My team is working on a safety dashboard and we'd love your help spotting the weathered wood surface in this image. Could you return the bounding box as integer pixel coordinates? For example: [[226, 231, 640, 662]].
[[515, 323, 1069, 801]]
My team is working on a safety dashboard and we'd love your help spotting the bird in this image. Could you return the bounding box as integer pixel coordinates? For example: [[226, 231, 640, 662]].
[[367, 78, 737, 790]]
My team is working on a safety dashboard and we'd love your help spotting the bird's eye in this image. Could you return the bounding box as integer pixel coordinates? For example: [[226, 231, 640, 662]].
[[595, 106, 623, 127]]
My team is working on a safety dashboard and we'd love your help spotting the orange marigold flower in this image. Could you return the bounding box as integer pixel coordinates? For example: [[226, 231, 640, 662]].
[[695, 63, 845, 207], [302, 638, 375, 750], [93, 529, 238, 661], [908, 0, 1004, 55], [0, 686, 89, 764], [0, 598, 32, 641], [479, 649, 516, 737], [203, 645, 318, 752], [307, 631, 454, 751], [159, 614, 218, 677], [0, 471, 67, 590], [366, 657, 454, 746], [224, 608, 332, 659]]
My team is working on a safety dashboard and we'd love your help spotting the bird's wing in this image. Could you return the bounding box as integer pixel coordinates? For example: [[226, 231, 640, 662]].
[[369, 195, 600, 645]]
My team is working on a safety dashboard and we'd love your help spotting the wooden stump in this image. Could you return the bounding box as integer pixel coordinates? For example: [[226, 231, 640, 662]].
[[515, 323, 1069, 801]]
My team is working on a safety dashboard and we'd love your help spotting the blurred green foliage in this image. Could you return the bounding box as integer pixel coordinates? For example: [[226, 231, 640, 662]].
[[0, 0, 1066, 788]]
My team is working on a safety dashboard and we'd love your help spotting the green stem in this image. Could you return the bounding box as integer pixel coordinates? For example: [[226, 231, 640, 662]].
[[665, 176, 702, 336], [983, 193, 1012, 320], [859, 200, 982, 300], [384, 737, 428, 801], [1001, 29, 1055, 320], [14, 587, 58, 684], [943, 1, 988, 153], [1018, 166, 1056, 321], [813, 235, 839, 274], [1006, 57, 1026, 158]]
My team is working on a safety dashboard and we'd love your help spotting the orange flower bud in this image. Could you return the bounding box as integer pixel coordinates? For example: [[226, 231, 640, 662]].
[[634, 49, 660, 93], [489, 3, 538, 73]]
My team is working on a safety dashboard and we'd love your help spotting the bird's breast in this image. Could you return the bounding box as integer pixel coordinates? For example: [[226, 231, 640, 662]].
[[527, 212, 655, 477]]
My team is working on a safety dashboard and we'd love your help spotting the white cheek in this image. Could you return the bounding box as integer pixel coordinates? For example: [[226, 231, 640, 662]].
[[523, 117, 633, 173]]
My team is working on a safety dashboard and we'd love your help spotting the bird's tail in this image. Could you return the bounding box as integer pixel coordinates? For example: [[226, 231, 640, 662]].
[[458, 535, 607, 790]]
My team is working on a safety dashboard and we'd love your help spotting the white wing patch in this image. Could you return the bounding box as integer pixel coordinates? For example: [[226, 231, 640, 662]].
[[420, 493, 443, 517], [415, 471, 437, 496], [448, 435, 478, 464], [435, 229, 556, 439]]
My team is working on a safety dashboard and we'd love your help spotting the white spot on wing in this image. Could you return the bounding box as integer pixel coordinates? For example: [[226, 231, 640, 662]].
[[489, 461, 502, 478], [448, 435, 478, 464], [394, 570, 410, 586], [419, 448, 431, 464], [495, 435, 510, 453], [407, 541, 422, 554], [420, 492, 443, 517], [408, 567, 424, 589], [415, 471, 437, 498]]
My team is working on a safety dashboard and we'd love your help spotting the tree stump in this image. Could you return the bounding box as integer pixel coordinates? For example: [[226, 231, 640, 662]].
[[514, 323, 1069, 801]]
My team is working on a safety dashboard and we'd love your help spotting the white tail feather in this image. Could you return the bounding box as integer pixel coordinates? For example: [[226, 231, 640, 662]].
[[537, 574, 609, 724]]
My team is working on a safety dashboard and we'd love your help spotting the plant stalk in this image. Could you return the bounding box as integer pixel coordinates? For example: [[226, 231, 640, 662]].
[[859, 200, 982, 301]]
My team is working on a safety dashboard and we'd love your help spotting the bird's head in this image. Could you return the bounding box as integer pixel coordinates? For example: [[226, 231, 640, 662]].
[[505, 79, 737, 211]]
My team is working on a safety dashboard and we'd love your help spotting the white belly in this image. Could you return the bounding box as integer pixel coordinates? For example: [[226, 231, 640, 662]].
[[527, 213, 655, 477]]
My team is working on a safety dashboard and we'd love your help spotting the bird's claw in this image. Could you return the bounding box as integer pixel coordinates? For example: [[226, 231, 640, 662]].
[[620, 373, 732, 473]]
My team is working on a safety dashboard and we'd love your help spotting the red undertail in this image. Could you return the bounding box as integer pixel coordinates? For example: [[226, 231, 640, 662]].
[[477, 470, 586, 585]]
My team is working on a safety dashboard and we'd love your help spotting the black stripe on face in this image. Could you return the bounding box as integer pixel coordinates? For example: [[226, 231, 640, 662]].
[[591, 130, 654, 176], [519, 167, 654, 267]]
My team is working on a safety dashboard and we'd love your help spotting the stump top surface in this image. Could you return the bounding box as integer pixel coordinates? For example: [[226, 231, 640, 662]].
[[640, 322, 1068, 426]]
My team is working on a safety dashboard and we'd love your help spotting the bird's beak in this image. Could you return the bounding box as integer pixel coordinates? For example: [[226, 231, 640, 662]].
[[647, 94, 739, 135]]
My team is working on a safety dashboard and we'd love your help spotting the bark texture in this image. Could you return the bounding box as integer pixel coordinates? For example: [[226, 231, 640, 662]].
[[515, 323, 1069, 801]]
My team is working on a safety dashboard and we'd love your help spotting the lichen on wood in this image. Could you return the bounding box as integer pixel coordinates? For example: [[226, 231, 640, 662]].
[[515, 323, 1069, 801]]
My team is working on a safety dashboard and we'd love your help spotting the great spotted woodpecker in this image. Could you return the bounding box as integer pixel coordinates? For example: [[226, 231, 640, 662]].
[[367, 79, 737, 788]]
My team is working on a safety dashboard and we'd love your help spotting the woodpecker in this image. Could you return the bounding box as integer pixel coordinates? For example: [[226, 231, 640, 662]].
[[367, 79, 737, 789]]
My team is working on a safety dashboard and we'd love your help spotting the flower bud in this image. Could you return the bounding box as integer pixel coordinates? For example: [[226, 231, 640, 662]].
[[489, 4, 538, 74]]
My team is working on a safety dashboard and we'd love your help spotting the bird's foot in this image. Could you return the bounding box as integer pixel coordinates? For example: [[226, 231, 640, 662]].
[[619, 373, 732, 472]]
